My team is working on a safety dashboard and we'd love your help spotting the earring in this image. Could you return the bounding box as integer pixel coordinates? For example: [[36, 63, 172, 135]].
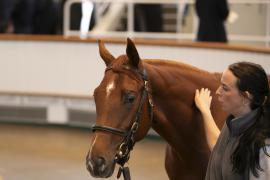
[[262, 96, 268, 106], [242, 98, 249, 106]]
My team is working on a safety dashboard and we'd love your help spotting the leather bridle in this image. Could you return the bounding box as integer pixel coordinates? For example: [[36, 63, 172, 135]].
[[92, 65, 154, 180]]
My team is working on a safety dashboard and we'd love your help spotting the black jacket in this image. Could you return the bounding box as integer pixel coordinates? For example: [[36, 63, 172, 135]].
[[195, 0, 229, 42]]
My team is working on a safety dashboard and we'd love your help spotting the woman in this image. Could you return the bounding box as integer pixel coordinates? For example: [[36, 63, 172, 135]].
[[195, 62, 270, 179]]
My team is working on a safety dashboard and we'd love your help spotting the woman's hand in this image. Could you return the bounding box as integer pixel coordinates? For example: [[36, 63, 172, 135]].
[[195, 88, 212, 114], [195, 88, 219, 150]]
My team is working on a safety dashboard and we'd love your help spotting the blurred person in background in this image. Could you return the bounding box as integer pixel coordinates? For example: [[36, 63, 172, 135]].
[[0, 0, 35, 33], [134, 4, 163, 32], [195, 0, 229, 42], [33, 0, 58, 34], [0, 0, 58, 34]]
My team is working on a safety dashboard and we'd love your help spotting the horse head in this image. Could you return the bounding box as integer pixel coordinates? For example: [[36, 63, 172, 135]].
[[86, 38, 153, 178]]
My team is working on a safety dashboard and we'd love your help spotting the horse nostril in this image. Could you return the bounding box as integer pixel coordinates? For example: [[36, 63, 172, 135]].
[[94, 156, 107, 173], [86, 155, 109, 176], [96, 156, 105, 167]]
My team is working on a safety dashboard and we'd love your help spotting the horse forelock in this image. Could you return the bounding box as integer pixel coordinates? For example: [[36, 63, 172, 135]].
[[111, 55, 128, 68], [103, 55, 143, 84]]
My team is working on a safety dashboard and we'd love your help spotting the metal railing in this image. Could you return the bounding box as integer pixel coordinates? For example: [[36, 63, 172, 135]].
[[63, 0, 270, 47]]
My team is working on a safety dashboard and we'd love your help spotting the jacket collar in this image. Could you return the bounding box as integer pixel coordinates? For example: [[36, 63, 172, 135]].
[[226, 109, 259, 137]]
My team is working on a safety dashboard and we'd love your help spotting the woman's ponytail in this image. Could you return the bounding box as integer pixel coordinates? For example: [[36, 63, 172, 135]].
[[264, 93, 270, 117]]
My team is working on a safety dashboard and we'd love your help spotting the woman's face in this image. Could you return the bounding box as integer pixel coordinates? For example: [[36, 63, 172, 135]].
[[216, 69, 250, 117]]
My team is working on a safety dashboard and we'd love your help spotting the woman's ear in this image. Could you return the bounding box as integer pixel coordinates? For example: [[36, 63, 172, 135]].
[[242, 91, 252, 105], [244, 91, 253, 100]]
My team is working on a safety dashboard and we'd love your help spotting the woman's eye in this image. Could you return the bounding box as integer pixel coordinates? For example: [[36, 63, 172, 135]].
[[123, 93, 136, 104], [222, 86, 229, 92]]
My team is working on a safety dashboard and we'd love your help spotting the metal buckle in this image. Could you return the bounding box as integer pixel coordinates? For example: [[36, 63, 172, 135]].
[[115, 142, 130, 162], [131, 122, 139, 133]]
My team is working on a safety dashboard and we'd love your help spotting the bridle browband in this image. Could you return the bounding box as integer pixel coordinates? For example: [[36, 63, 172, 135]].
[[92, 65, 154, 180]]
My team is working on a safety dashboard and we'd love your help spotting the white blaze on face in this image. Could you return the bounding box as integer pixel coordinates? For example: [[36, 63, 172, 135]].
[[88, 135, 97, 169], [106, 81, 115, 98]]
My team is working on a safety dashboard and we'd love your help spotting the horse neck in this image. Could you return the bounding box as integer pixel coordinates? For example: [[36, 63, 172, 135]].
[[143, 61, 223, 153]]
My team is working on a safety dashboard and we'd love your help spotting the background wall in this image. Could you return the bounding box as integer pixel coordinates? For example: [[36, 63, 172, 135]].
[[0, 39, 270, 96]]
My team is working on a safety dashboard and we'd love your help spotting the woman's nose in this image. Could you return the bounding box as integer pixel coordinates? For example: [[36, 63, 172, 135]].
[[216, 86, 221, 95]]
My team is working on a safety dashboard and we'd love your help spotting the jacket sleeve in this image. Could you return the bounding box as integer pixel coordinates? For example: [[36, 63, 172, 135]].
[[250, 146, 270, 180], [218, 0, 229, 21]]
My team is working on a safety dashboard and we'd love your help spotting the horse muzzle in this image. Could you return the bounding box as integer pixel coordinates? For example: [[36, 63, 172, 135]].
[[86, 153, 115, 178]]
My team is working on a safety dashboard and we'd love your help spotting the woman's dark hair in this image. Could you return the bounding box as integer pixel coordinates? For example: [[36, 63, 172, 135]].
[[228, 61, 270, 177]]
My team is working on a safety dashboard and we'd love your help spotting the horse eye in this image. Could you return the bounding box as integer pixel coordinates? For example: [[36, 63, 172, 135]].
[[123, 93, 136, 104]]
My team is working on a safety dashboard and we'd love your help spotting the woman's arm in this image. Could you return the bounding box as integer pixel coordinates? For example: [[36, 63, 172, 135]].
[[194, 88, 220, 150]]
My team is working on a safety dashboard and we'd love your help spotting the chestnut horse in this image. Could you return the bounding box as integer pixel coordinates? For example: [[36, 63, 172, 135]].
[[86, 38, 228, 180]]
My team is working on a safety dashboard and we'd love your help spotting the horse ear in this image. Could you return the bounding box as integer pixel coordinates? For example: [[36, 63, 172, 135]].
[[98, 40, 115, 66], [126, 38, 140, 68]]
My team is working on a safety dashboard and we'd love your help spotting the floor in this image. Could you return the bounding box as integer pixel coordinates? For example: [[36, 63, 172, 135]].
[[0, 124, 168, 180]]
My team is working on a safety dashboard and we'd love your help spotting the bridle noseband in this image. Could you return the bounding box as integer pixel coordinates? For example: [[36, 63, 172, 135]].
[[91, 65, 153, 180]]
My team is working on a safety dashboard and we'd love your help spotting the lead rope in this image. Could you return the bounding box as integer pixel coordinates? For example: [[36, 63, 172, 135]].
[[117, 166, 131, 180]]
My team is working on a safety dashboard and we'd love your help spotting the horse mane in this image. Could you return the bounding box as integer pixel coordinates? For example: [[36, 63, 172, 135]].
[[143, 59, 212, 75], [110, 55, 221, 82]]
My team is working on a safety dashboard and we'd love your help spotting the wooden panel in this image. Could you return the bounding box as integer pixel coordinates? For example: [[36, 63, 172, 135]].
[[0, 34, 269, 54]]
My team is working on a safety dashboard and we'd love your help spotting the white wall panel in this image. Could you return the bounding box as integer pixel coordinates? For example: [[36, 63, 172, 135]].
[[0, 40, 269, 96]]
